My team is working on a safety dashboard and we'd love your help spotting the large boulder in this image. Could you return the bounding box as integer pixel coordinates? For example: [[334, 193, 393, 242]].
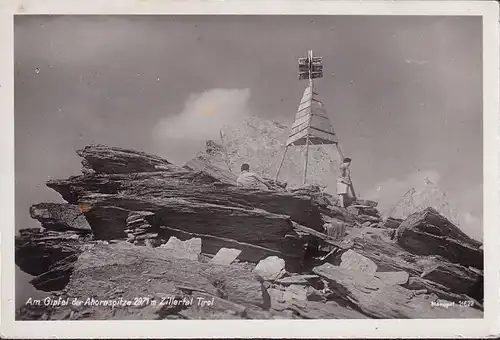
[[396, 208, 483, 269]]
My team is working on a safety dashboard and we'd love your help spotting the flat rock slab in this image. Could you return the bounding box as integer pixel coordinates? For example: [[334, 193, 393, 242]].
[[66, 242, 267, 309], [375, 271, 409, 285], [210, 248, 242, 266], [340, 249, 377, 275], [253, 256, 286, 281], [276, 275, 320, 286]]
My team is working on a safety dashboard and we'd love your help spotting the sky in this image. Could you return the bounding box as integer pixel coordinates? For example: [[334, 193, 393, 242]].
[[14, 15, 483, 305]]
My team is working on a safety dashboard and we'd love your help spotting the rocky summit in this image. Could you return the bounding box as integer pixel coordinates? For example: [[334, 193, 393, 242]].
[[16, 143, 483, 320]]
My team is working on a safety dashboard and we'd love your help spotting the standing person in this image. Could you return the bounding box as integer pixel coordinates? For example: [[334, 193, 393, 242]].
[[236, 163, 273, 190], [337, 157, 352, 208]]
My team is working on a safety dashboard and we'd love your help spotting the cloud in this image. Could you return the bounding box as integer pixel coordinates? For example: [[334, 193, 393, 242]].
[[363, 169, 441, 212], [152, 88, 252, 163]]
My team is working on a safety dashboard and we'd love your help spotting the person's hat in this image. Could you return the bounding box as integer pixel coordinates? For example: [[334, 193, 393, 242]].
[[343, 157, 352, 163]]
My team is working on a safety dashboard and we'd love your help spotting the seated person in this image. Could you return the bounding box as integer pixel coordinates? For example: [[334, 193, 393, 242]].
[[236, 163, 272, 190]]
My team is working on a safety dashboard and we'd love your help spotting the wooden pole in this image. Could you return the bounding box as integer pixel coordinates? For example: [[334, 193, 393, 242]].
[[275, 146, 288, 181], [302, 50, 314, 185]]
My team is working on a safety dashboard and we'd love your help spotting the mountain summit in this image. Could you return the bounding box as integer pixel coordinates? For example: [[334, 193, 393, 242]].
[[383, 177, 461, 225], [218, 116, 342, 194]]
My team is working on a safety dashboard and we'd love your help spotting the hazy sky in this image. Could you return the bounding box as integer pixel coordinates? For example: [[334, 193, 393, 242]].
[[14, 15, 483, 304]]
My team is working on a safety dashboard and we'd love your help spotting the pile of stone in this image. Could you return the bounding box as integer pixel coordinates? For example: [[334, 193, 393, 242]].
[[347, 200, 406, 232], [124, 211, 157, 247], [347, 200, 383, 228]]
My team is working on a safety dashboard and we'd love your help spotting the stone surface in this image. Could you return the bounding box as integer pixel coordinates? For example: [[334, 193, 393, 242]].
[[210, 248, 242, 266], [339, 249, 378, 275], [253, 256, 286, 281], [313, 263, 482, 319], [374, 271, 409, 285], [396, 208, 483, 269]]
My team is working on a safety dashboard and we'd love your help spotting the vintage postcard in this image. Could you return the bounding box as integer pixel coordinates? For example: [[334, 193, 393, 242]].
[[1, 0, 499, 338]]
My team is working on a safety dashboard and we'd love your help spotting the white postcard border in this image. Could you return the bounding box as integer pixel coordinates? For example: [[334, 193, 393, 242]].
[[1, 1, 498, 338]]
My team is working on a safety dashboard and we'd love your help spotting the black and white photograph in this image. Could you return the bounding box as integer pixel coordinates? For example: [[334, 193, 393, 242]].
[[2, 0, 500, 338]]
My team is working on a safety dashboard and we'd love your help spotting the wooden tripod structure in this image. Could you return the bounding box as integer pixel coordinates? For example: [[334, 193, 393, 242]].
[[274, 50, 357, 199]]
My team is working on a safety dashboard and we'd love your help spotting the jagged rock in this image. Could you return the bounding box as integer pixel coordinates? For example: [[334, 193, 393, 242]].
[[339, 249, 377, 275], [421, 263, 481, 297], [47, 170, 221, 204], [210, 248, 242, 266], [183, 141, 238, 185], [29, 203, 92, 233], [374, 271, 409, 285], [396, 208, 483, 269], [253, 256, 286, 281], [313, 263, 482, 319], [15, 229, 90, 287], [76, 144, 175, 174], [47, 174, 330, 241]]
